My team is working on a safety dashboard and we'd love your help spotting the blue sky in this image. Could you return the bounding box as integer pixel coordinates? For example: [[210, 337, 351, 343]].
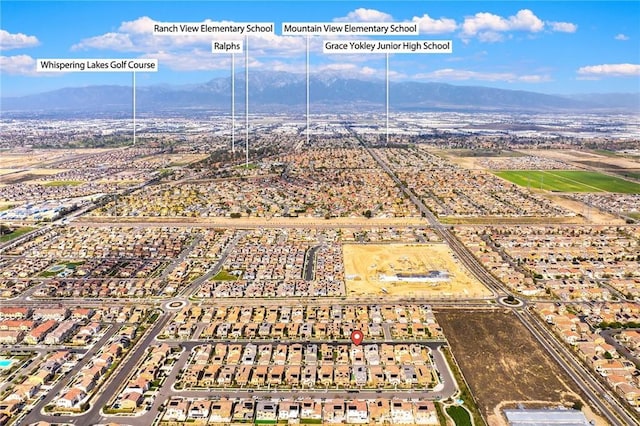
[[1, 1, 639, 96]]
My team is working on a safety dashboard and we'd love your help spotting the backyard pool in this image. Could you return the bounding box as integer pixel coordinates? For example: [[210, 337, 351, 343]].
[[0, 358, 15, 369]]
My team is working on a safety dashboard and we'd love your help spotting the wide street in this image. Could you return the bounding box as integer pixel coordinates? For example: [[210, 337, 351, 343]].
[[358, 133, 637, 426], [3, 134, 637, 426]]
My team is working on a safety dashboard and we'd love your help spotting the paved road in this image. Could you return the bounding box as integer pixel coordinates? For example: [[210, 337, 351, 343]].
[[303, 245, 321, 281], [517, 309, 638, 426], [23, 312, 171, 425], [107, 346, 191, 426], [91, 338, 455, 426], [1, 158, 162, 257], [357, 136, 637, 425], [180, 230, 247, 298], [362, 140, 507, 300], [9, 138, 637, 425], [83, 312, 173, 425], [601, 328, 640, 368], [0, 227, 50, 254], [5, 346, 87, 355], [73, 218, 426, 229], [20, 324, 120, 425], [162, 337, 447, 348], [159, 234, 203, 281], [0, 352, 43, 395], [207, 342, 450, 397], [0, 294, 496, 310], [96, 341, 455, 426]]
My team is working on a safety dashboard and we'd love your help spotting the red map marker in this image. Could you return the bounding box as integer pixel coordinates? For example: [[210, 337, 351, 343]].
[[350, 330, 364, 346]]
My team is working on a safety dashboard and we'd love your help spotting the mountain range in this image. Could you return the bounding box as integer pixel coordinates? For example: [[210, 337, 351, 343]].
[[2, 71, 638, 115]]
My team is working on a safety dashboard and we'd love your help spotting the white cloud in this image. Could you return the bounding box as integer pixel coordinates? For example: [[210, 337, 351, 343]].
[[119, 16, 158, 34], [615, 33, 629, 41], [263, 61, 404, 80], [142, 51, 392, 76], [548, 21, 577, 33], [141, 50, 223, 71], [335, 9, 457, 35], [0, 54, 36, 75], [141, 48, 266, 71], [508, 9, 544, 32], [334, 8, 393, 22], [413, 68, 551, 83], [411, 14, 457, 34], [461, 9, 549, 42], [72, 32, 136, 51], [162, 57, 390, 79], [72, 16, 308, 57], [518, 74, 550, 83], [315, 62, 406, 80], [462, 12, 510, 36], [577, 63, 640, 77], [248, 32, 312, 55], [0, 29, 40, 50]]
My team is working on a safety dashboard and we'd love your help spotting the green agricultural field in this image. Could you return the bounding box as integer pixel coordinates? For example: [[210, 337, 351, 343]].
[[612, 170, 640, 180], [0, 226, 35, 243], [494, 170, 640, 193], [43, 180, 83, 187], [44, 180, 82, 186]]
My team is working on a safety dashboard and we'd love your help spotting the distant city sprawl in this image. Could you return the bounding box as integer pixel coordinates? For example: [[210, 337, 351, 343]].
[[0, 113, 639, 426]]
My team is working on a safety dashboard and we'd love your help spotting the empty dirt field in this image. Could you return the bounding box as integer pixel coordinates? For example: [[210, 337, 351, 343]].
[[436, 310, 587, 425], [343, 243, 492, 298], [0, 169, 66, 184], [518, 149, 640, 169], [545, 194, 625, 225]]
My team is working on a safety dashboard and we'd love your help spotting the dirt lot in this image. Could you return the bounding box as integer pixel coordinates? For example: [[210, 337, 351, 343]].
[[0, 149, 115, 169], [343, 244, 492, 298], [131, 153, 208, 167], [0, 153, 59, 168], [436, 310, 589, 426], [78, 216, 426, 228], [431, 150, 485, 169], [436, 149, 631, 224], [440, 215, 587, 225], [0, 169, 66, 184], [518, 149, 640, 169], [545, 194, 624, 225]]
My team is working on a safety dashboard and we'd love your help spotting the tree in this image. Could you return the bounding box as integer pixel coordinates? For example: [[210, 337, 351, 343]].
[[363, 210, 372, 219], [0, 224, 13, 235]]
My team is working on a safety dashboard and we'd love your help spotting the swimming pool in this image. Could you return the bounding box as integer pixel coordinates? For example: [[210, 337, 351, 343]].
[[0, 359, 15, 369]]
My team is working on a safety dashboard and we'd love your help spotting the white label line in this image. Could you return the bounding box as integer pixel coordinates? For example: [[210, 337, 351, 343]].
[[306, 35, 310, 146], [245, 35, 249, 168], [386, 53, 389, 145], [231, 53, 235, 154], [133, 71, 136, 146]]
